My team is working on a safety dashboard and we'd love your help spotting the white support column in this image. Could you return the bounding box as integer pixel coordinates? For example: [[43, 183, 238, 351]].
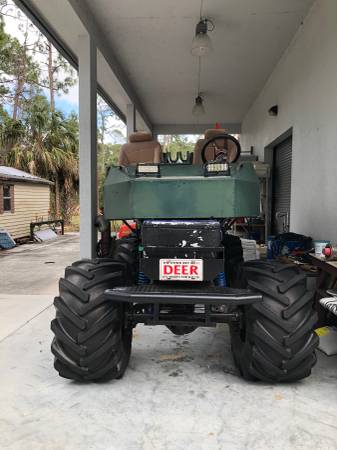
[[78, 34, 97, 259], [126, 103, 136, 139]]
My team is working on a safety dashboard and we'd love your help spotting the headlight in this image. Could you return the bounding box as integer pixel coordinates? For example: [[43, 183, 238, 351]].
[[204, 162, 230, 177]]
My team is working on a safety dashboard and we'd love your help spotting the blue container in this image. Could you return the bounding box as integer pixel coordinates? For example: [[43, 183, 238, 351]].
[[280, 240, 302, 255], [267, 236, 275, 260]]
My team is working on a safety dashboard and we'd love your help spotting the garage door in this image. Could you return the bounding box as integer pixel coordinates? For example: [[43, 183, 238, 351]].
[[272, 135, 292, 235]]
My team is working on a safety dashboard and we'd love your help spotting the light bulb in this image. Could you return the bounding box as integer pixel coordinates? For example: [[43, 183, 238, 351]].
[[192, 96, 205, 116], [191, 19, 213, 57], [191, 32, 213, 57]]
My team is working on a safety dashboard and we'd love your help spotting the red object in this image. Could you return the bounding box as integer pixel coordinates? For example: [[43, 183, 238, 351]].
[[117, 222, 136, 239], [215, 122, 221, 129], [323, 246, 332, 257]]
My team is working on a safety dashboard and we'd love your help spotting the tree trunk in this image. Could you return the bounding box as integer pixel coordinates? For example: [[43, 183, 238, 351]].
[[12, 67, 25, 121], [12, 21, 30, 120], [12, 86, 20, 121], [55, 175, 61, 218], [48, 43, 55, 112]]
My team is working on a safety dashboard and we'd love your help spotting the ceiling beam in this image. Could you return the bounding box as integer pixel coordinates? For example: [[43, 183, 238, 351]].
[[126, 104, 136, 138], [13, 0, 126, 123], [153, 123, 242, 135], [68, 0, 152, 132]]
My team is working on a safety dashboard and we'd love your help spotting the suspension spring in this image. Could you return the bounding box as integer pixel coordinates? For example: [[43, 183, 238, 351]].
[[214, 271, 227, 288], [138, 271, 150, 285]]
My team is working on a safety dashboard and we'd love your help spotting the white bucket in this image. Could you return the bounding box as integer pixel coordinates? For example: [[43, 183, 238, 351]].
[[314, 240, 330, 256]]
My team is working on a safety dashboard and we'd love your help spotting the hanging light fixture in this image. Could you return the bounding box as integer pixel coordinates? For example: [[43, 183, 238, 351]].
[[192, 57, 206, 116], [191, 2, 212, 116], [191, 18, 214, 57], [192, 95, 205, 116]]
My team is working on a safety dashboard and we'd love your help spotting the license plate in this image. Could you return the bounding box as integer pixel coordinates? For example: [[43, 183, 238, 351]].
[[159, 259, 203, 281]]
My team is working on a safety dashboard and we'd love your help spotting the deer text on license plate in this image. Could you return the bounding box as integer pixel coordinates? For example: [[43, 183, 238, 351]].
[[159, 259, 203, 281]]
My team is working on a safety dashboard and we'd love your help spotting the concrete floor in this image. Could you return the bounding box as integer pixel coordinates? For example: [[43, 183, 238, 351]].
[[0, 235, 337, 450], [0, 233, 80, 295]]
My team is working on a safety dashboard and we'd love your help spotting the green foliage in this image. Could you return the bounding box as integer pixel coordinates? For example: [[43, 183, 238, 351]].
[[98, 143, 122, 207], [101, 143, 121, 166], [0, 1, 76, 117], [0, 2, 79, 223], [0, 8, 40, 117], [5, 94, 79, 222], [97, 96, 126, 207], [161, 134, 196, 159], [0, 117, 25, 161]]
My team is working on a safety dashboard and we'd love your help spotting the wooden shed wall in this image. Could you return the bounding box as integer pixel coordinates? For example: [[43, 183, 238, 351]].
[[0, 182, 50, 239]]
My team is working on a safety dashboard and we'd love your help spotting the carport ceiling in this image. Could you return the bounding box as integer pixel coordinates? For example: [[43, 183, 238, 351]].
[[20, 0, 315, 128], [90, 0, 314, 126]]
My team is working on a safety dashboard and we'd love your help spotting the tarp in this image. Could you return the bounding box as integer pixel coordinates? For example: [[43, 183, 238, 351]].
[[0, 229, 16, 249]]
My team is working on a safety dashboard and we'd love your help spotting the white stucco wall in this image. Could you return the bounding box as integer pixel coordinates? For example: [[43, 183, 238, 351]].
[[241, 0, 337, 242]]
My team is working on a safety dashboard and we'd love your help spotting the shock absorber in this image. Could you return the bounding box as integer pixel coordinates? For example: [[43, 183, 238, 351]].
[[214, 271, 227, 288], [138, 271, 152, 314]]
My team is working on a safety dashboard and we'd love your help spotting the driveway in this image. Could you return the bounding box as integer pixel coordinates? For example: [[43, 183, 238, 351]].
[[0, 233, 80, 295], [0, 233, 79, 341], [0, 235, 337, 450]]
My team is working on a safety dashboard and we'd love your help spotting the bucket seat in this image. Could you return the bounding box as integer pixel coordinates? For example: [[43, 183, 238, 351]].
[[118, 131, 162, 166]]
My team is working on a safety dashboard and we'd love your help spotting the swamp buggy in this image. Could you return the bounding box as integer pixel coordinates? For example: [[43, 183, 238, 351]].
[[51, 133, 318, 383]]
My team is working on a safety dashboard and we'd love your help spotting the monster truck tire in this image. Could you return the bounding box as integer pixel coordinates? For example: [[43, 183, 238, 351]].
[[113, 234, 139, 282], [230, 260, 318, 382], [51, 258, 132, 382]]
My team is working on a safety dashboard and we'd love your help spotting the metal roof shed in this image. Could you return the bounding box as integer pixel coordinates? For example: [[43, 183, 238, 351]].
[[0, 166, 53, 185], [0, 166, 53, 239]]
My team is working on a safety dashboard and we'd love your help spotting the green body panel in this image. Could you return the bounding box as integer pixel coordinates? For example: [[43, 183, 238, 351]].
[[104, 163, 260, 219]]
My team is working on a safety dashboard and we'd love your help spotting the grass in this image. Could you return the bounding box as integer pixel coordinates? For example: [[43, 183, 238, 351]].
[[64, 214, 80, 232], [64, 216, 122, 234]]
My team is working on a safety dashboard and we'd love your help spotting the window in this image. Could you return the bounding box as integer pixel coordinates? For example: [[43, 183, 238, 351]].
[[1, 184, 14, 213]]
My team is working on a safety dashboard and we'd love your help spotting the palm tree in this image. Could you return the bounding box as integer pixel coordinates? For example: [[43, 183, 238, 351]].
[[45, 110, 78, 217], [0, 117, 25, 164], [6, 95, 78, 220]]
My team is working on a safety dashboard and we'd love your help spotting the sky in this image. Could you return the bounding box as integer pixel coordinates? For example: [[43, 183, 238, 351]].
[[2, 1, 126, 144]]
